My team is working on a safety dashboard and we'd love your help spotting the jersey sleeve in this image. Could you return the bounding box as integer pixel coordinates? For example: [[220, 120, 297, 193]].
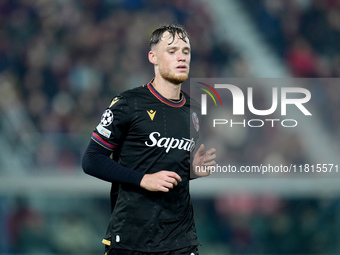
[[91, 95, 130, 152], [82, 95, 144, 186]]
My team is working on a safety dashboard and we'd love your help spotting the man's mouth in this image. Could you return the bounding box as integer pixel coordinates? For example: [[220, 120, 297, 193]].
[[176, 65, 188, 71]]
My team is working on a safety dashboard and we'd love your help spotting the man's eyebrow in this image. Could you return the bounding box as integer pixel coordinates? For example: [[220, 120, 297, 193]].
[[166, 46, 179, 49], [166, 46, 191, 51]]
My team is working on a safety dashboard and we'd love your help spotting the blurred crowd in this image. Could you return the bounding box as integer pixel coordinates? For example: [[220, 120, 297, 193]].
[[241, 0, 340, 139], [0, 0, 235, 170], [0, 0, 314, 173], [242, 0, 340, 77], [2, 194, 340, 254], [1, 195, 110, 254], [197, 194, 340, 254], [0, 1, 338, 169]]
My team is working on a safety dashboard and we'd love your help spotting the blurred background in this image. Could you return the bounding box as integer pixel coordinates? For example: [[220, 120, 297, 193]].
[[1, 0, 340, 254]]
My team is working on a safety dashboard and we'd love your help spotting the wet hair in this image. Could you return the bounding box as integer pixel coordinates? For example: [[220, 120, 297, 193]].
[[149, 24, 189, 49]]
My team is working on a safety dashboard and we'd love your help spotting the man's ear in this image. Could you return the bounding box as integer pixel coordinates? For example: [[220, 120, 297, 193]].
[[148, 50, 157, 65]]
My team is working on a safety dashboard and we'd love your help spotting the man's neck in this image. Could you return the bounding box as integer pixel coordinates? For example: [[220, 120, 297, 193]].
[[152, 77, 181, 100]]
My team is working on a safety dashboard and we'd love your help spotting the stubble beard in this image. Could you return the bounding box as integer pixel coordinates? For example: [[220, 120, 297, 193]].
[[159, 67, 189, 85]]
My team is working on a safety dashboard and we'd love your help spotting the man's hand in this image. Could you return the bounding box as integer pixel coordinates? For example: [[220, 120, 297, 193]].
[[193, 144, 216, 177], [140, 171, 182, 192]]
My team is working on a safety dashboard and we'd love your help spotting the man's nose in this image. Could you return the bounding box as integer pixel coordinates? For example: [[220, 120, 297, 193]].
[[177, 52, 187, 61]]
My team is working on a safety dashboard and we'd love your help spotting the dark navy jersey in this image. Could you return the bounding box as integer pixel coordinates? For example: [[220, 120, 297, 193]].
[[92, 81, 202, 252]]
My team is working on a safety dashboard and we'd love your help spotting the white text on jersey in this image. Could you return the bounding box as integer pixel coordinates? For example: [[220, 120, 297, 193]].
[[145, 132, 195, 153]]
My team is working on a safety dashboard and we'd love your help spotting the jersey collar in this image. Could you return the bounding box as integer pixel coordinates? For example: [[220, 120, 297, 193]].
[[147, 80, 186, 107]]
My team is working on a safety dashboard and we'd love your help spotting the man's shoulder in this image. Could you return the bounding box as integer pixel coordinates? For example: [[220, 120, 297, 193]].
[[182, 90, 200, 107], [120, 84, 148, 98], [106, 84, 148, 110], [111, 84, 149, 104]]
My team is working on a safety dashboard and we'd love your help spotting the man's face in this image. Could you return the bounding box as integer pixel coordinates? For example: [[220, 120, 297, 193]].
[[151, 31, 191, 85]]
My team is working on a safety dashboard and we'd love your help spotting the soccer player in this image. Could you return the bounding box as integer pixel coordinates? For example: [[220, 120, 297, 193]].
[[82, 24, 216, 255]]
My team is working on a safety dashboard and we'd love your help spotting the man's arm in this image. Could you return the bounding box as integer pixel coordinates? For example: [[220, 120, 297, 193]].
[[82, 139, 144, 185], [82, 139, 181, 192]]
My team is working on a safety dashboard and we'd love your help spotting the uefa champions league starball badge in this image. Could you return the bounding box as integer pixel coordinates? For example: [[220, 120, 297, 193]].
[[100, 109, 114, 126]]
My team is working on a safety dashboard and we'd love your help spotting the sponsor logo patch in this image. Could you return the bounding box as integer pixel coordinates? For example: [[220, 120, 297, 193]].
[[109, 97, 120, 108], [145, 131, 195, 153], [96, 124, 111, 138], [147, 110, 156, 121]]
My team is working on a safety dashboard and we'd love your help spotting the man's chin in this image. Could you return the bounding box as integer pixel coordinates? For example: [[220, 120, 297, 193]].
[[167, 74, 189, 85]]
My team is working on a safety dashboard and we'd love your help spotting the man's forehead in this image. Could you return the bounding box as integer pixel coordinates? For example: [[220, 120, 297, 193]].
[[160, 31, 190, 45]]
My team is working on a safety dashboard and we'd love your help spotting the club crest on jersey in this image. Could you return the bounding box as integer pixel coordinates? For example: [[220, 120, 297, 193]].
[[192, 112, 199, 132], [147, 110, 156, 121], [100, 109, 114, 126]]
